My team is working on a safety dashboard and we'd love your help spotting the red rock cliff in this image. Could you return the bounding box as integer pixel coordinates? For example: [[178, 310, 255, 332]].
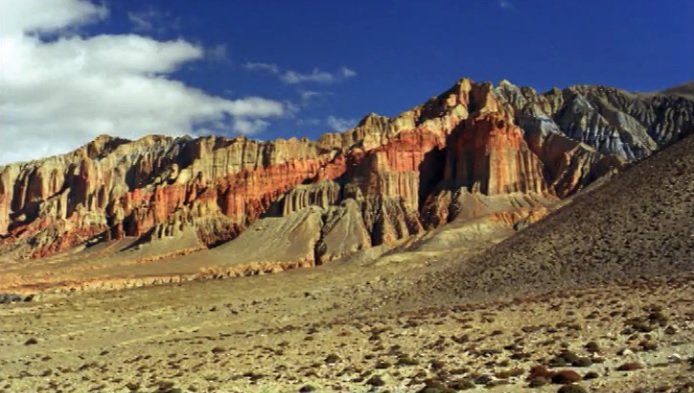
[[4, 77, 668, 262]]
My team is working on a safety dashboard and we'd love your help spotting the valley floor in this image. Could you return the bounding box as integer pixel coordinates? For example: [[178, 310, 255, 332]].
[[0, 252, 692, 393]]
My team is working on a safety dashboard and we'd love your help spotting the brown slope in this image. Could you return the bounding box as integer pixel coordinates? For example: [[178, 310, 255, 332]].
[[418, 132, 694, 303], [650, 81, 694, 100]]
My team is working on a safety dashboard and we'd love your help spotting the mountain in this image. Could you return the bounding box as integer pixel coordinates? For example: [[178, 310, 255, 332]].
[[410, 131, 694, 305], [0, 78, 692, 290]]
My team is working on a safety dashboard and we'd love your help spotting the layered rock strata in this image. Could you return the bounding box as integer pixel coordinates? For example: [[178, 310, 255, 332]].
[[1, 78, 691, 267]]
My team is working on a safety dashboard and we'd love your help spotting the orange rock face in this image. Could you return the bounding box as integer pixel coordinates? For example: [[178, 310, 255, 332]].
[[5, 77, 675, 263], [444, 115, 548, 195]]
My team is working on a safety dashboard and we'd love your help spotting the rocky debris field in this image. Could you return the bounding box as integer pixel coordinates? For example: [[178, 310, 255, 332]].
[[1, 254, 692, 393]]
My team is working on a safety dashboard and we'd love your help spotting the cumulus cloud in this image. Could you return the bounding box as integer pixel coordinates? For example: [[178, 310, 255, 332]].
[[0, 0, 285, 165], [0, 0, 107, 36], [245, 62, 357, 85], [326, 116, 357, 132], [232, 118, 270, 134]]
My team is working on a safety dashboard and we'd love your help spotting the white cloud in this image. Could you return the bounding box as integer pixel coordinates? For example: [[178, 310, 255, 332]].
[[207, 44, 229, 62], [128, 10, 154, 32], [245, 62, 357, 85], [498, 0, 514, 9], [299, 90, 321, 102], [232, 118, 270, 134], [0, 0, 285, 165], [282, 68, 337, 84], [282, 101, 301, 118], [281, 67, 357, 84], [0, 0, 107, 36], [127, 7, 180, 34], [244, 62, 279, 74], [297, 118, 321, 127], [340, 67, 357, 78], [326, 116, 357, 132]]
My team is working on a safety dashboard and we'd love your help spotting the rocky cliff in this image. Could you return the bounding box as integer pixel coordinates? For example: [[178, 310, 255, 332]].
[[1, 78, 692, 269]]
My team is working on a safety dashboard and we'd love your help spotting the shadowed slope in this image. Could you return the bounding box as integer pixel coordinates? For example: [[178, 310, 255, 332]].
[[418, 133, 694, 303]]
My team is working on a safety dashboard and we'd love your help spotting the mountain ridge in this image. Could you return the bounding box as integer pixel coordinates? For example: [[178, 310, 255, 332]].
[[0, 77, 692, 291]]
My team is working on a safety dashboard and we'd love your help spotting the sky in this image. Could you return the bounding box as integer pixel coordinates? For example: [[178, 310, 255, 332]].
[[1, 0, 692, 165]]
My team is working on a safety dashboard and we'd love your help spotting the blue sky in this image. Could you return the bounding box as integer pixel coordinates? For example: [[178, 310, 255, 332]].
[[111, 0, 694, 139], [1, 0, 692, 163]]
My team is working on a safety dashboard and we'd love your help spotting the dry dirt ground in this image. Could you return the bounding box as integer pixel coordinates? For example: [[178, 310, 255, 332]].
[[1, 253, 693, 393]]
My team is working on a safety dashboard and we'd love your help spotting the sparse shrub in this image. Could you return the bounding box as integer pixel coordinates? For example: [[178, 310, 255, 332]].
[[397, 354, 418, 366], [154, 381, 181, 393], [549, 357, 568, 367], [630, 320, 653, 333], [558, 350, 579, 363], [648, 311, 669, 326], [449, 367, 468, 375], [299, 385, 316, 392], [586, 311, 600, 320], [447, 378, 475, 390], [0, 293, 23, 304], [417, 379, 456, 393], [473, 375, 492, 385], [451, 334, 469, 344], [496, 368, 524, 378], [551, 370, 582, 384], [24, 338, 38, 346]]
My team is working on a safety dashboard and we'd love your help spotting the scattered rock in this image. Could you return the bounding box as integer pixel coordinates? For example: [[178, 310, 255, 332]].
[[551, 370, 582, 384], [583, 371, 599, 380], [558, 385, 588, 393], [416, 380, 456, 393], [617, 362, 644, 371], [366, 375, 385, 387], [529, 376, 550, 387], [325, 354, 340, 364]]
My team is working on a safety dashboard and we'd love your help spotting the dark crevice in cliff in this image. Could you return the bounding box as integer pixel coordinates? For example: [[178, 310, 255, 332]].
[[417, 146, 446, 213]]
